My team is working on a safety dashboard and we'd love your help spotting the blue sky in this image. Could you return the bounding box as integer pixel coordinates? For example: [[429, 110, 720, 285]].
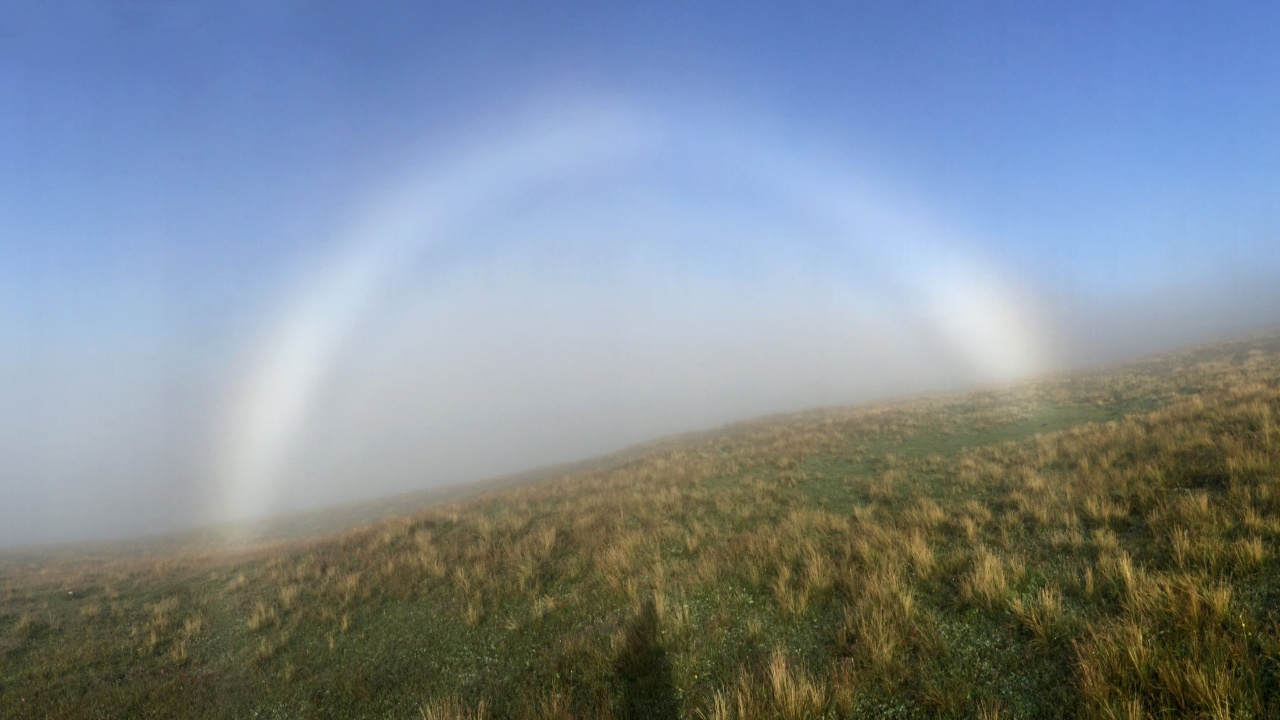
[[6, 2, 1280, 301], [4, 1, 1280, 544]]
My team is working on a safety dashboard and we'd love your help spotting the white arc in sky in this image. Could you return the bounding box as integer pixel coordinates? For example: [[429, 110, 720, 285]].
[[215, 99, 1048, 524]]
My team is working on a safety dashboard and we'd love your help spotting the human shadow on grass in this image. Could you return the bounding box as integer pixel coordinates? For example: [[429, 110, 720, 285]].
[[613, 597, 679, 720]]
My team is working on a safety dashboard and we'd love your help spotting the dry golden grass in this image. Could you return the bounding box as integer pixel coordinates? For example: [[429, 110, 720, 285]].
[[1010, 584, 1065, 646], [419, 697, 489, 720], [5, 332, 1280, 718], [697, 650, 827, 720], [962, 546, 1016, 610], [246, 601, 278, 632]]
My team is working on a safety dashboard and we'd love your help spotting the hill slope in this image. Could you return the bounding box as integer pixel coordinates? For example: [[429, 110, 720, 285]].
[[4, 333, 1280, 718]]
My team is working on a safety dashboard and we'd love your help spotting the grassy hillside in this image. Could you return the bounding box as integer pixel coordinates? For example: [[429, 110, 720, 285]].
[[4, 333, 1280, 718]]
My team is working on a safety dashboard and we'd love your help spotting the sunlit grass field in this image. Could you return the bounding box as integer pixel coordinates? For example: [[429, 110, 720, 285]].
[[4, 333, 1280, 718]]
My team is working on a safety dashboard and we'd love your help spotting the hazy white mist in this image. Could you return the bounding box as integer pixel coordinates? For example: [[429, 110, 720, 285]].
[[4, 107, 1279, 548]]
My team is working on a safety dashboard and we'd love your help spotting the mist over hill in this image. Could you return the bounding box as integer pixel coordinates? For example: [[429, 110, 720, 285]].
[[5, 330, 1280, 717]]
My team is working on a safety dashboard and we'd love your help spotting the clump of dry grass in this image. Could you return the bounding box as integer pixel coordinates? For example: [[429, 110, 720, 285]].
[[698, 650, 827, 720], [247, 601, 278, 633], [419, 697, 489, 720], [770, 565, 807, 618], [1231, 537, 1265, 573], [765, 650, 828, 720], [1010, 585, 1065, 646], [962, 547, 1018, 610], [279, 583, 300, 611], [254, 632, 287, 664], [1083, 494, 1129, 525], [902, 530, 936, 579]]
